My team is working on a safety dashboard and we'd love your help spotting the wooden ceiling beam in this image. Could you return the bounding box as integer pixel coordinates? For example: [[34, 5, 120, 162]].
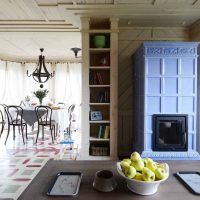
[[59, 4, 199, 9], [72, 10, 200, 16], [0, 23, 74, 27], [66, 6, 200, 12], [0, 21, 68, 24], [0, 27, 79, 31]]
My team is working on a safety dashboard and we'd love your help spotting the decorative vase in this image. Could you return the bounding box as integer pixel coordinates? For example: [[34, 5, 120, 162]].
[[39, 98, 43, 105], [100, 57, 107, 66], [93, 35, 106, 48]]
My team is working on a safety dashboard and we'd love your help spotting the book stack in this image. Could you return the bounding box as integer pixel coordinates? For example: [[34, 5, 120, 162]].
[[96, 125, 110, 139], [97, 90, 110, 103], [89, 71, 103, 85]]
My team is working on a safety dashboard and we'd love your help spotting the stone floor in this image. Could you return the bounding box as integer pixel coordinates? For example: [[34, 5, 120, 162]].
[[0, 128, 80, 200]]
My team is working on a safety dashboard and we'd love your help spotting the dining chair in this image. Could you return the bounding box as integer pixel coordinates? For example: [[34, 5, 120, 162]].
[[68, 104, 76, 137], [35, 106, 56, 144], [5, 105, 27, 144], [0, 106, 6, 137]]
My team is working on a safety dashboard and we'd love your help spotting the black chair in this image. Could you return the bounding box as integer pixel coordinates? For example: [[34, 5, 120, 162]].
[[5, 105, 27, 144], [35, 106, 56, 144], [0, 106, 6, 137], [68, 104, 76, 137]]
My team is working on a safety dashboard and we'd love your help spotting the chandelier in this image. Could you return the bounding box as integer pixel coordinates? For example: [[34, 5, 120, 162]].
[[27, 48, 55, 84]]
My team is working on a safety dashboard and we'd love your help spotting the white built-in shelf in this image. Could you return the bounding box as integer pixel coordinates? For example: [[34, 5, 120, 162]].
[[89, 48, 110, 52], [89, 66, 110, 69], [89, 85, 110, 87], [89, 30, 111, 33], [89, 103, 110, 105], [89, 120, 110, 123], [89, 137, 110, 141], [81, 17, 118, 160]]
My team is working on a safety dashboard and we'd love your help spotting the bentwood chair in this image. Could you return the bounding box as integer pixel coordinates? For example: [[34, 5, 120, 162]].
[[35, 106, 56, 144], [68, 104, 76, 137], [5, 105, 27, 144], [0, 105, 6, 137]]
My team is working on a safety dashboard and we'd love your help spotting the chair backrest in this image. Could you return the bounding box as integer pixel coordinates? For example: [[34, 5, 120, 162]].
[[0, 110, 4, 124], [0, 104, 7, 121], [68, 104, 75, 121], [35, 106, 52, 126], [7, 105, 24, 125]]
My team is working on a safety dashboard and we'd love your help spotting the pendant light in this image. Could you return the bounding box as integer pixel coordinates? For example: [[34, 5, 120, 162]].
[[71, 47, 81, 58], [27, 48, 55, 85]]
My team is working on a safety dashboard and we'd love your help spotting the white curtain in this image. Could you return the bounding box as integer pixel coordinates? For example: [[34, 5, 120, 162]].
[[0, 61, 24, 105], [54, 62, 82, 128], [0, 60, 6, 103], [24, 63, 38, 97], [54, 63, 81, 105]]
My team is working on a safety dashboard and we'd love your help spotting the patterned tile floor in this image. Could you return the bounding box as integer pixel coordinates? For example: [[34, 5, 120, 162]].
[[0, 128, 80, 200]]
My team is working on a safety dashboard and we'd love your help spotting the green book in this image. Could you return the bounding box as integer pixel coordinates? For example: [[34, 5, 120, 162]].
[[103, 125, 110, 139]]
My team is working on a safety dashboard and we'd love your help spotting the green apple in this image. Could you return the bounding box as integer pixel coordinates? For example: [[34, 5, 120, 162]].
[[142, 167, 155, 182], [146, 160, 157, 172], [131, 158, 144, 171], [130, 152, 141, 161], [154, 167, 167, 180], [143, 157, 153, 166], [126, 166, 136, 179], [134, 172, 143, 181], [120, 160, 130, 174], [122, 158, 132, 165], [156, 162, 166, 169]]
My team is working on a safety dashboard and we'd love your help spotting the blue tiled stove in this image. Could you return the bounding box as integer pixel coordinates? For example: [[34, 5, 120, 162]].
[[132, 41, 200, 160]]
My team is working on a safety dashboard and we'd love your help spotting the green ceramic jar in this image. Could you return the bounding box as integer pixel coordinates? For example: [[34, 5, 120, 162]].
[[93, 35, 106, 48]]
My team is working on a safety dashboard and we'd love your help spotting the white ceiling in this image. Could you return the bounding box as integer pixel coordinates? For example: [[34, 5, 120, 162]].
[[0, 32, 81, 62], [0, 0, 200, 61]]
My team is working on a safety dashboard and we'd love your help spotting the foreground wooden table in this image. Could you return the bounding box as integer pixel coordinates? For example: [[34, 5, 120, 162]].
[[18, 160, 200, 200]]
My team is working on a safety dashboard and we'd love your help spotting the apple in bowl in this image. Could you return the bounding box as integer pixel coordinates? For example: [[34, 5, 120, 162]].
[[117, 152, 169, 195]]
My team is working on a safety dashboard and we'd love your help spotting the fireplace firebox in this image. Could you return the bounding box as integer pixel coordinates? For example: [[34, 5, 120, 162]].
[[153, 114, 188, 151]]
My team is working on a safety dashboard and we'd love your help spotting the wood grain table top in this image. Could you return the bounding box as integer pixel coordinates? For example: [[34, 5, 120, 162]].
[[18, 160, 200, 200]]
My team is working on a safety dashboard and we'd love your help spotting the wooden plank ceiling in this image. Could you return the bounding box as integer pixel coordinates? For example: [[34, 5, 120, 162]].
[[0, 0, 200, 61]]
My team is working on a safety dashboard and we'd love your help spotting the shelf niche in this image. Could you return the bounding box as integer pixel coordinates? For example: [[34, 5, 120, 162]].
[[81, 17, 118, 160]]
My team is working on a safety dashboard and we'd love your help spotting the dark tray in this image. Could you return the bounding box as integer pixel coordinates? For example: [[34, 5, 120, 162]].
[[47, 172, 82, 196], [175, 171, 200, 194]]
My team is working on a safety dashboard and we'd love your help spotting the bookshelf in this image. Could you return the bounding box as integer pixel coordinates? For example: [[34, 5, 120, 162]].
[[81, 17, 118, 159]]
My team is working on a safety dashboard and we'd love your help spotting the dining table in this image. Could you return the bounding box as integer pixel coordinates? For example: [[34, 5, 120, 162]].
[[20, 106, 69, 132]]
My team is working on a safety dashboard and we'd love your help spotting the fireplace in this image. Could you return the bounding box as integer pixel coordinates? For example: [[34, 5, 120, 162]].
[[153, 114, 188, 151], [132, 41, 200, 160]]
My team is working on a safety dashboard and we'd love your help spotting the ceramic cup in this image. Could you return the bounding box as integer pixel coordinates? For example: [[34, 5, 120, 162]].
[[93, 35, 106, 48], [93, 170, 117, 192]]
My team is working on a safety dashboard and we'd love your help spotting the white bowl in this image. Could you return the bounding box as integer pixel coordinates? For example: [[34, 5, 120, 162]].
[[117, 162, 169, 195]]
